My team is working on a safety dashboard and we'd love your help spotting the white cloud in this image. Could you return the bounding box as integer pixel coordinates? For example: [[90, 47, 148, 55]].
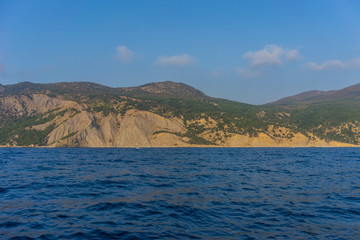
[[235, 68, 261, 78], [286, 49, 299, 61], [243, 44, 299, 67], [307, 58, 360, 71], [116, 46, 134, 62], [154, 54, 196, 66]]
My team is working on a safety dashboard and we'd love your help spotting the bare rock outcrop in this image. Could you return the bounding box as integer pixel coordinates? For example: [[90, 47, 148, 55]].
[[0, 93, 356, 148], [48, 109, 187, 147], [0, 94, 76, 116]]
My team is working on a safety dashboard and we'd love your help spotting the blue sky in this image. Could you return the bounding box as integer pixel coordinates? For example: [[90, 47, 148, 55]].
[[1, 0, 360, 104]]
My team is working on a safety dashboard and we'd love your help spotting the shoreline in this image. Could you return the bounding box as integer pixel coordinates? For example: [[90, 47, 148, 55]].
[[0, 145, 359, 149]]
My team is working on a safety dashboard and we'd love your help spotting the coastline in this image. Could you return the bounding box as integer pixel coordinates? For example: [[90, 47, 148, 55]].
[[1, 144, 358, 148]]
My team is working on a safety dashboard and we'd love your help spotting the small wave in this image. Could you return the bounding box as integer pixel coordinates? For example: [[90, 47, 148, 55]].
[[0, 221, 23, 228], [1, 148, 360, 239], [86, 202, 126, 211]]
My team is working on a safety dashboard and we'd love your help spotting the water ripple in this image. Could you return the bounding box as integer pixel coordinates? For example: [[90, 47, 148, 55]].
[[1, 148, 360, 239]]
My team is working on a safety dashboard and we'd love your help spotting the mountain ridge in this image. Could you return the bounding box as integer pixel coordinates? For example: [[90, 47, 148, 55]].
[[4, 80, 360, 106], [0, 80, 360, 147], [0, 81, 208, 100], [268, 83, 360, 106]]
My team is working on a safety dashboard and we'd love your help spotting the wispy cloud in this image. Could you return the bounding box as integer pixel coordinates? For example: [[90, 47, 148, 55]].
[[243, 44, 299, 67], [154, 54, 196, 66], [286, 49, 299, 61], [210, 67, 225, 77], [235, 68, 261, 78], [237, 44, 299, 78], [116, 46, 134, 62], [307, 58, 360, 71]]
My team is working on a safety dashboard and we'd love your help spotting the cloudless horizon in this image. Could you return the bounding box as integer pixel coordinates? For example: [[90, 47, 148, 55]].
[[1, 0, 360, 104]]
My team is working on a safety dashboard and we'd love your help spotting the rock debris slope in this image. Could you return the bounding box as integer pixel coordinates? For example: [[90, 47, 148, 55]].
[[0, 81, 359, 147]]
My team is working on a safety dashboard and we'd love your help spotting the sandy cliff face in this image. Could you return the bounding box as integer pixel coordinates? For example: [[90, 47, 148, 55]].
[[44, 108, 359, 147], [225, 133, 355, 147], [0, 94, 74, 116], [0, 93, 356, 147], [47, 109, 187, 147]]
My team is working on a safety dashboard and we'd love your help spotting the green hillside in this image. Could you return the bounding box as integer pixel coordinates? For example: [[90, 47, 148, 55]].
[[0, 81, 360, 146]]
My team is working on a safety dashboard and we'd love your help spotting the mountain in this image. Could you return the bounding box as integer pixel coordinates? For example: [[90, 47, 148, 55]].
[[1, 81, 206, 100], [123, 81, 207, 99], [0, 81, 359, 147], [268, 83, 360, 106]]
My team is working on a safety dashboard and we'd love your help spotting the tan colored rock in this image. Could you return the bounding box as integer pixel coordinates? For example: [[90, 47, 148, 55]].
[[112, 110, 185, 147], [0, 94, 78, 116], [46, 109, 186, 147], [1, 93, 358, 147], [99, 115, 117, 144], [151, 132, 190, 147], [48, 111, 95, 145], [224, 132, 356, 147]]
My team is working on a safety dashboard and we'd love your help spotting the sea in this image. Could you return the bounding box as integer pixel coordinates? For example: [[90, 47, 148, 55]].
[[1, 148, 360, 239]]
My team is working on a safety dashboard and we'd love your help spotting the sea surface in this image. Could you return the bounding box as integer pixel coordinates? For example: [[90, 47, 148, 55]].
[[1, 148, 360, 239]]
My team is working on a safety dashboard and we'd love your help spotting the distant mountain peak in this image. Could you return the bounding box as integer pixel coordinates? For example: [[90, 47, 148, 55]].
[[268, 83, 360, 106], [116, 81, 207, 99], [0, 81, 208, 100], [135, 81, 207, 99]]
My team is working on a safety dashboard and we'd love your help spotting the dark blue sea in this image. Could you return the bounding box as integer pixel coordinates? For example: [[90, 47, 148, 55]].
[[1, 148, 360, 239]]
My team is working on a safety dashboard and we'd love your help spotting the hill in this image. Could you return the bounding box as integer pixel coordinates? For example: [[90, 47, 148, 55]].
[[0, 81, 207, 100], [0, 81, 359, 147], [268, 83, 360, 106]]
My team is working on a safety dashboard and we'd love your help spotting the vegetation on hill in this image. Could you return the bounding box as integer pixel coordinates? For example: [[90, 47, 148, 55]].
[[0, 110, 58, 146], [1, 81, 360, 146]]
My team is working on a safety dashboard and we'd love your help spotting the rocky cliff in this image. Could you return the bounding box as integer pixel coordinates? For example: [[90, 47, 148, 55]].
[[0, 81, 359, 147]]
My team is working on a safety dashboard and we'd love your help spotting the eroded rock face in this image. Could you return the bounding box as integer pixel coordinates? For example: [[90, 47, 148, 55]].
[[48, 109, 187, 147], [45, 107, 358, 147], [0, 93, 356, 147], [0, 93, 189, 147], [224, 133, 355, 147], [111, 110, 184, 147], [0, 94, 75, 116]]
